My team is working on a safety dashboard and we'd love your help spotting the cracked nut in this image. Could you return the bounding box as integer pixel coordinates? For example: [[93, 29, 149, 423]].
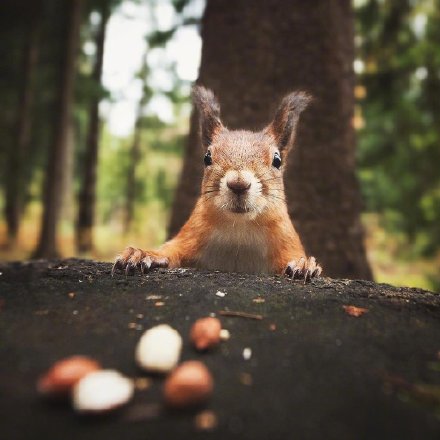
[[37, 356, 101, 397], [135, 324, 182, 373], [73, 370, 134, 413], [190, 317, 222, 351], [164, 361, 213, 408]]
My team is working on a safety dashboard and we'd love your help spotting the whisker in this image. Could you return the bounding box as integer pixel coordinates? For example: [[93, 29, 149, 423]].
[[259, 177, 282, 184], [255, 169, 272, 180], [267, 194, 286, 202]]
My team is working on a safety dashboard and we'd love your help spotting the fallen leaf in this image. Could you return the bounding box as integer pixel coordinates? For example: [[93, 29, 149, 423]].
[[194, 410, 218, 431], [342, 305, 368, 317], [239, 372, 253, 386], [134, 377, 151, 391]]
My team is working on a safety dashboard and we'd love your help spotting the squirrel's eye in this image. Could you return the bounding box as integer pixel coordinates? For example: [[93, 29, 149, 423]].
[[272, 152, 282, 169], [204, 150, 212, 166]]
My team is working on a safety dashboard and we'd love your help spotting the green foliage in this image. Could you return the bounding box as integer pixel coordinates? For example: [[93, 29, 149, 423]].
[[356, 0, 440, 258], [96, 122, 184, 225]]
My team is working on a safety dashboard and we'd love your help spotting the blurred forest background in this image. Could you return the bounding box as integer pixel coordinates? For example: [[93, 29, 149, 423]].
[[0, 0, 439, 291]]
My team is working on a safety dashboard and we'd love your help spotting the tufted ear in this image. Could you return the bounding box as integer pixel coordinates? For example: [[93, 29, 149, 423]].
[[193, 86, 224, 149], [265, 91, 312, 153]]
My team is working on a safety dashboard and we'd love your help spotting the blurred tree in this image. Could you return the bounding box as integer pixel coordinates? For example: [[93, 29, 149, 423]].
[[33, 0, 83, 258], [169, 0, 372, 280], [124, 53, 152, 233], [76, 0, 111, 253], [3, 1, 42, 245], [121, 0, 196, 233]]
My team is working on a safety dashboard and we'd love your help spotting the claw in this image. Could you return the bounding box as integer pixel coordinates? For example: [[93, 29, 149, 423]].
[[284, 256, 322, 283], [155, 257, 169, 268], [111, 260, 121, 277], [304, 269, 311, 284], [292, 268, 300, 279], [313, 266, 322, 277], [285, 264, 294, 278], [112, 246, 169, 278], [125, 262, 135, 276], [141, 257, 152, 274]]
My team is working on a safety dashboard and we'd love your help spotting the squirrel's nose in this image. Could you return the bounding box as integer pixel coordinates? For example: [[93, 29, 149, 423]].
[[227, 179, 251, 195]]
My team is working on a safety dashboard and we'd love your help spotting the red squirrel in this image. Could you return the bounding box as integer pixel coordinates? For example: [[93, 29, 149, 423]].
[[113, 86, 322, 281]]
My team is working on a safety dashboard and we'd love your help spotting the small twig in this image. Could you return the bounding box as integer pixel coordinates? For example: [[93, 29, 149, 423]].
[[218, 310, 264, 320]]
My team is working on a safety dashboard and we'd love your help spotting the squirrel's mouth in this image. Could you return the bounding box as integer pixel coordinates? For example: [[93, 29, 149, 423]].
[[228, 198, 253, 214], [230, 205, 251, 214]]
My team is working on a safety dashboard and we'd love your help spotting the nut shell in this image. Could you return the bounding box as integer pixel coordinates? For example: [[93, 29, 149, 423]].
[[164, 361, 213, 408], [190, 317, 221, 351], [37, 356, 101, 397]]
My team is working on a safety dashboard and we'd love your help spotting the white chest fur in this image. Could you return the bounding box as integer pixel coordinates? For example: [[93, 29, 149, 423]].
[[197, 222, 271, 273]]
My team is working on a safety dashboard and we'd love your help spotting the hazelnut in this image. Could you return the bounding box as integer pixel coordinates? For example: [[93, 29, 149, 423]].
[[37, 356, 101, 397], [73, 370, 134, 413], [135, 324, 182, 373], [190, 317, 221, 351], [164, 361, 213, 408]]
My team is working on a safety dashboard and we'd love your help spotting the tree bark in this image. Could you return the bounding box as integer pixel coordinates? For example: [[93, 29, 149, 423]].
[[1, 259, 439, 439], [4, 4, 40, 244], [76, 4, 110, 253], [32, 0, 83, 259], [169, 0, 372, 280]]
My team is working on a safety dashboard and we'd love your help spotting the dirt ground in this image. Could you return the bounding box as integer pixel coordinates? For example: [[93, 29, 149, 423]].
[[0, 259, 439, 440]]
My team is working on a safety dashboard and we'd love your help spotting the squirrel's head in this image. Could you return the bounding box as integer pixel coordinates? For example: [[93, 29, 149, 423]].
[[193, 86, 311, 219]]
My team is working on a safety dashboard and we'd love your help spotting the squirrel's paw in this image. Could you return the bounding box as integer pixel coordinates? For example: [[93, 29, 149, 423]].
[[284, 256, 322, 282], [112, 246, 169, 276]]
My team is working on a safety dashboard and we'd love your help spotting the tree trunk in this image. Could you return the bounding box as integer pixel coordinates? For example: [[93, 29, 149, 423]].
[[32, 0, 82, 259], [169, 0, 372, 280], [123, 54, 149, 234], [4, 4, 40, 244], [124, 107, 143, 234], [76, 4, 110, 253]]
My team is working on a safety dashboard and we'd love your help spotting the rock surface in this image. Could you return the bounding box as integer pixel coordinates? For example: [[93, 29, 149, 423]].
[[0, 259, 439, 439]]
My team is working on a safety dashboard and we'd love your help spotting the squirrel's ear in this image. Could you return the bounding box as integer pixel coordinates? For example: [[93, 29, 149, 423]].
[[265, 91, 312, 153], [193, 86, 224, 148]]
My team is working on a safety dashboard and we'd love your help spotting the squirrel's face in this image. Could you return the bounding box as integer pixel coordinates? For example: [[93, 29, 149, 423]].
[[193, 86, 311, 219], [201, 130, 283, 217]]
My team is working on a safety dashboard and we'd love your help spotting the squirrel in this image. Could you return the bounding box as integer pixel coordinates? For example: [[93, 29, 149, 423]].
[[112, 86, 322, 281]]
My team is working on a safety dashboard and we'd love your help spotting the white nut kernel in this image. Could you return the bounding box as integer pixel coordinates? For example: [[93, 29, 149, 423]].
[[135, 324, 182, 373], [73, 370, 134, 413]]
